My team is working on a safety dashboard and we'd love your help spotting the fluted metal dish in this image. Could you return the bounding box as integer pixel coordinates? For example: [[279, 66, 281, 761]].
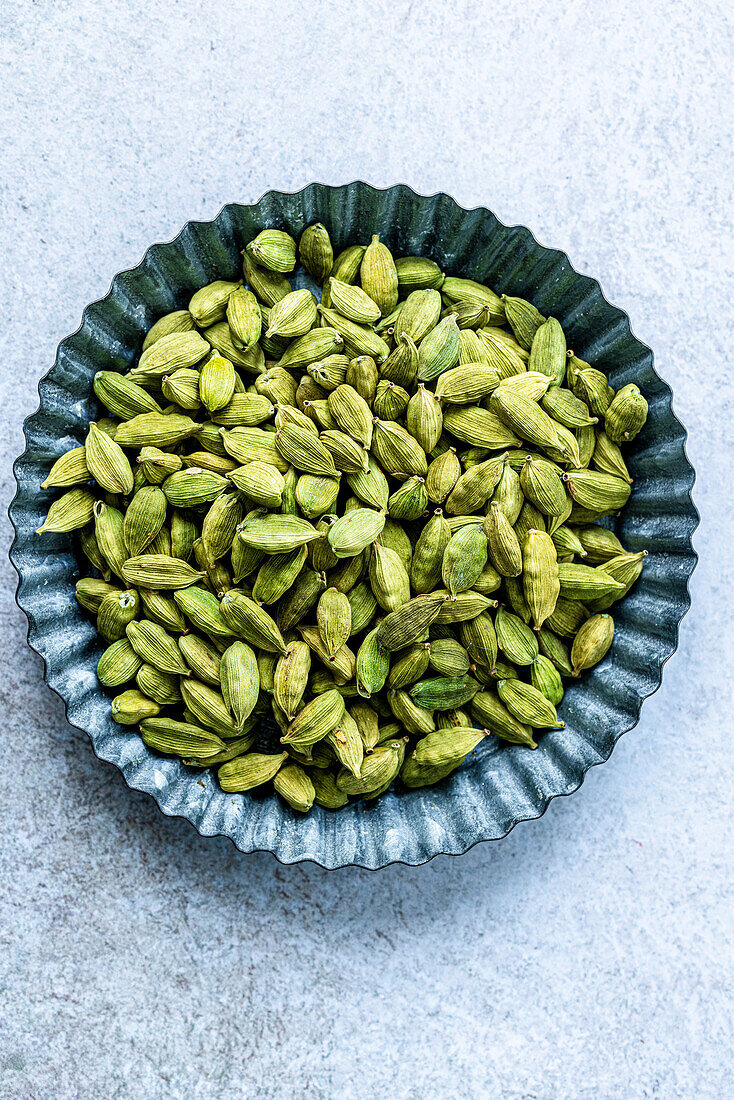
[[9, 183, 698, 869]]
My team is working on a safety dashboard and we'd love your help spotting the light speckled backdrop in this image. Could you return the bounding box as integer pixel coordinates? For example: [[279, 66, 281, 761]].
[[1, 2, 732, 1097]]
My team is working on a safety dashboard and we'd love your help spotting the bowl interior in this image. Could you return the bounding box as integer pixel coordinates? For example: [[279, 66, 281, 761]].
[[9, 183, 698, 868]]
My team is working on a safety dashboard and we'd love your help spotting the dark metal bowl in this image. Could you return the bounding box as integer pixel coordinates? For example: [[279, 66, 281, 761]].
[[9, 183, 698, 868]]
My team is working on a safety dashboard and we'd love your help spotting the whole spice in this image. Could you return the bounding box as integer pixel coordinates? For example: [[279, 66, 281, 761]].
[[38, 223, 647, 812]]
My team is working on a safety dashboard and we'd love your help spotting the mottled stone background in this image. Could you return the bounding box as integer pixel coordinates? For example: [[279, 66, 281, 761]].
[[1, 2, 731, 1097]]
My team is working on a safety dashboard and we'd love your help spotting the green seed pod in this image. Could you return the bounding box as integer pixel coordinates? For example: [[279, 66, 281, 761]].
[[93, 372, 162, 421], [568, 365, 614, 418], [121, 486, 167, 557], [394, 288, 442, 343], [126, 619, 189, 674], [75, 578, 121, 614], [325, 710, 364, 778], [495, 606, 538, 665], [318, 306, 390, 362], [395, 255, 444, 291], [220, 641, 260, 731], [237, 513, 320, 554], [252, 545, 307, 605], [522, 528, 560, 630], [37, 488, 97, 536], [356, 627, 390, 698], [427, 638, 472, 678], [93, 500, 128, 578], [137, 446, 183, 485], [410, 674, 479, 711], [417, 314, 461, 382], [199, 354, 236, 414], [136, 664, 182, 706], [295, 473, 340, 519], [519, 456, 567, 517], [459, 612, 498, 669], [492, 461, 524, 525], [497, 678, 564, 728], [161, 368, 202, 412], [173, 587, 235, 640], [412, 725, 489, 768], [161, 467, 229, 507], [443, 406, 521, 450], [387, 643, 432, 690], [550, 524, 587, 560], [307, 354, 350, 393], [501, 294, 546, 350], [329, 244, 366, 286], [142, 309, 195, 351], [205, 320, 267, 373], [373, 379, 410, 421], [470, 691, 536, 747], [410, 510, 452, 594], [442, 524, 488, 596], [336, 741, 403, 796], [360, 234, 398, 315], [577, 423, 596, 468], [503, 574, 531, 624], [219, 591, 288, 655], [388, 689, 435, 737], [219, 751, 289, 792], [513, 499, 546, 546], [178, 633, 222, 686], [246, 229, 296, 273], [97, 638, 143, 687], [604, 384, 648, 443], [282, 688, 346, 750], [434, 589, 493, 624], [298, 223, 334, 283], [557, 562, 626, 601], [571, 525, 626, 564], [484, 500, 523, 577], [111, 689, 160, 725], [537, 627, 574, 676], [180, 678, 238, 737], [327, 508, 386, 559], [311, 769, 349, 809], [426, 448, 461, 504], [138, 589, 186, 634], [530, 655, 565, 706], [528, 317, 566, 383], [276, 569, 326, 633], [571, 613, 615, 675], [497, 370, 555, 402], [326, 549, 367, 593], [78, 526, 110, 578], [564, 469, 631, 514], [273, 641, 311, 720], [188, 280, 241, 328], [584, 551, 648, 612], [328, 277, 381, 325], [592, 429, 633, 483], [472, 328, 525, 380], [407, 384, 443, 452], [317, 587, 352, 659], [345, 355, 379, 404], [273, 763, 316, 813], [388, 476, 428, 522], [546, 595, 589, 637], [132, 331, 210, 385], [380, 332, 419, 387]]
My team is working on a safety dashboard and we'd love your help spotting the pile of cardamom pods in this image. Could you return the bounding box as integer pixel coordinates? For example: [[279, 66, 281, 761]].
[[38, 224, 649, 812]]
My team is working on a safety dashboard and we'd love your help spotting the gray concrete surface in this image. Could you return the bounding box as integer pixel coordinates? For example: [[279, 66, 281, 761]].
[[1, 1, 732, 1097]]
